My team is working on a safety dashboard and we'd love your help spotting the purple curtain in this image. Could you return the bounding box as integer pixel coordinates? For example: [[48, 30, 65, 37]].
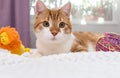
[[0, 0, 30, 47]]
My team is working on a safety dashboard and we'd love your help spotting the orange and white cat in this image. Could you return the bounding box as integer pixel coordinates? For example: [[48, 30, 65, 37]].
[[34, 0, 99, 56]]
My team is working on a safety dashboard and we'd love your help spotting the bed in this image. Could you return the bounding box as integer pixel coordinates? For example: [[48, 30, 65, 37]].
[[0, 49, 120, 78]]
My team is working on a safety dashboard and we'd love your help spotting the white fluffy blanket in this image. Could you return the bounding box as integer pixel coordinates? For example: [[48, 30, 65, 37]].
[[0, 49, 120, 78]]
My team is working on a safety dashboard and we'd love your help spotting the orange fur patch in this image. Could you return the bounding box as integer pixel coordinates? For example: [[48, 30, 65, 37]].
[[34, 8, 72, 34]]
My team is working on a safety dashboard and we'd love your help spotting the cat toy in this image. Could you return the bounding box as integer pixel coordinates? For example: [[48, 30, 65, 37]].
[[96, 32, 120, 52], [0, 26, 30, 55]]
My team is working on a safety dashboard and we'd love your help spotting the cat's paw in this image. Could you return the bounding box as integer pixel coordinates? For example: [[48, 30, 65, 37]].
[[24, 50, 42, 58], [29, 52, 42, 58]]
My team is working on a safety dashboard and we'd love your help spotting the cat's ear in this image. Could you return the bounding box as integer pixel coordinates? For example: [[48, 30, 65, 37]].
[[61, 2, 71, 17], [35, 0, 46, 15]]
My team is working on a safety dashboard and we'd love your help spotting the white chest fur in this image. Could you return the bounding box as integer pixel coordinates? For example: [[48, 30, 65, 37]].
[[36, 34, 75, 56]]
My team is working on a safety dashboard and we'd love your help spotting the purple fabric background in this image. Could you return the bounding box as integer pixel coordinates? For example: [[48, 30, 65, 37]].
[[0, 0, 30, 47]]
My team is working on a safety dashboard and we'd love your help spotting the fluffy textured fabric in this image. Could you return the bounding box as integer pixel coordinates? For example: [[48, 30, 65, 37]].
[[0, 49, 120, 78]]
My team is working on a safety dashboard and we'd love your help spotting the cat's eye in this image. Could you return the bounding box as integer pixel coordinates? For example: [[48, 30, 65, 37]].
[[59, 22, 65, 28], [43, 21, 49, 27]]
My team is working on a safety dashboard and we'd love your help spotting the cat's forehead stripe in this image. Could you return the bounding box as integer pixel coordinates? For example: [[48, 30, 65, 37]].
[[49, 10, 60, 20]]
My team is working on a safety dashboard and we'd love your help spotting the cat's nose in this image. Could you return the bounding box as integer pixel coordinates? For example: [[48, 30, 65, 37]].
[[51, 31, 58, 36]]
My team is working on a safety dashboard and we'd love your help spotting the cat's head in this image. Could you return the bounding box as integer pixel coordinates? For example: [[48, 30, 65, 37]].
[[34, 0, 72, 43]]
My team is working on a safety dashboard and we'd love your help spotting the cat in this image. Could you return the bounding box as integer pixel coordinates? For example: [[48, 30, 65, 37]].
[[33, 0, 99, 56]]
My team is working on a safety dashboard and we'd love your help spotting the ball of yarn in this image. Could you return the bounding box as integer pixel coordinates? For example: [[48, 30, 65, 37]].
[[96, 32, 120, 52]]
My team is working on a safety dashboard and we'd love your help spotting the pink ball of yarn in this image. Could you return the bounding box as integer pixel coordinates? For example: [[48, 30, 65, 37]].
[[96, 32, 120, 52]]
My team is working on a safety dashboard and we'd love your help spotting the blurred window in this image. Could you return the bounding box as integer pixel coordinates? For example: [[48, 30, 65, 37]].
[[30, 0, 116, 24]]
